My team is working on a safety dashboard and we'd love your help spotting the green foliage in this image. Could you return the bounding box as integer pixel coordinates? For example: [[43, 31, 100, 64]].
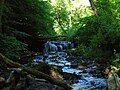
[[112, 53, 120, 68], [74, 0, 120, 60], [3, 0, 56, 37], [0, 34, 26, 60], [0, 0, 119, 68], [51, 0, 93, 36], [25, 0, 56, 36], [0, 0, 57, 59]]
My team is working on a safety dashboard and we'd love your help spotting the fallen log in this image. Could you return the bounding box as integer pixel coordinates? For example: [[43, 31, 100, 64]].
[[0, 53, 72, 89]]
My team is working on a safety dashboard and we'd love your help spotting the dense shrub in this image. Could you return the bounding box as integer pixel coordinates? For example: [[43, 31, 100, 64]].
[[0, 34, 26, 60]]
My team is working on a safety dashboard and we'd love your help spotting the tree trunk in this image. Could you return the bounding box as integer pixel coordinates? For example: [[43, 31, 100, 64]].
[[89, 0, 99, 16], [0, 53, 72, 89], [0, 0, 5, 33]]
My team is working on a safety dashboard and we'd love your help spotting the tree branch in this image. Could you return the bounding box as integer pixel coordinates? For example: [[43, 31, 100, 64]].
[[89, 0, 99, 16], [0, 53, 72, 89]]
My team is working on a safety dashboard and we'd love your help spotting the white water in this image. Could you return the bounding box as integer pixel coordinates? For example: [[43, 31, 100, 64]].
[[29, 51, 107, 90]]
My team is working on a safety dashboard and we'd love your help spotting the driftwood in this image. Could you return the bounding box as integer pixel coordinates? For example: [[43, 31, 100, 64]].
[[0, 53, 72, 89]]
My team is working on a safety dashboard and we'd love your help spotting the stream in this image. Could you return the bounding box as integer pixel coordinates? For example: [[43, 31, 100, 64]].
[[25, 41, 107, 90], [31, 53, 107, 89]]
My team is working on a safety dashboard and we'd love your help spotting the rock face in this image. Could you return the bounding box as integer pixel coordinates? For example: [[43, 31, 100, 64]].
[[0, 77, 5, 89]]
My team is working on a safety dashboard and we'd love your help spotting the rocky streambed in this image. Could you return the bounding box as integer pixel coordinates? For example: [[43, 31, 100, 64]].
[[27, 51, 107, 90]]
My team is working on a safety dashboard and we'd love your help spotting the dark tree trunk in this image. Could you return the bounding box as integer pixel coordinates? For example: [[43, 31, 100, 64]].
[[89, 0, 99, 16]]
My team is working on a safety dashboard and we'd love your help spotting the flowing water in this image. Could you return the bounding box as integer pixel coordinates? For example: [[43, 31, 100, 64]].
[[30, 51, 107, 90]]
